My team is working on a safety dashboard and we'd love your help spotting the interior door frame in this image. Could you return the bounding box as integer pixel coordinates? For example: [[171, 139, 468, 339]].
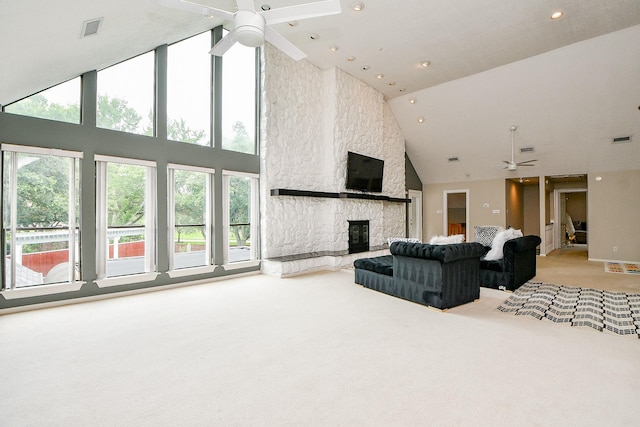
[[553, 188, 587, 249], [443, 189, 469, 241], [407, 189, 423, 241]]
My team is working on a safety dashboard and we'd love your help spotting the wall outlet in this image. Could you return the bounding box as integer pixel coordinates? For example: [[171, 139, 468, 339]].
[[613, 246, 618, 252]]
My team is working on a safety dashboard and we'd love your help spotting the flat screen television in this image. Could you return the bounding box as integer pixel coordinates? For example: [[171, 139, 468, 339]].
[[346, 151, 384, 193]]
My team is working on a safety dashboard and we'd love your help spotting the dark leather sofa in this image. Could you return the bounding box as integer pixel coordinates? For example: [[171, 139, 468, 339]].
[[354, 241, 487, 310], [479, 235, 541, 291]]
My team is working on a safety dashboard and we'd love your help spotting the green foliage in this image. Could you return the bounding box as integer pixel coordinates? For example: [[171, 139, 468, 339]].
[[228, 121, 254, 154], [96, 95, 142, 133], [5, 94, 80, 124], [174, 170, 207, 241], [15, 155, 71, 228], [107, 163, 146, 226], [168, 118, 206, 145], [229, 175, 250, 247]]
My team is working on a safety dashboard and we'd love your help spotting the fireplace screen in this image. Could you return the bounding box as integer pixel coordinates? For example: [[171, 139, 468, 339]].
[[348, 220, 369, 254]]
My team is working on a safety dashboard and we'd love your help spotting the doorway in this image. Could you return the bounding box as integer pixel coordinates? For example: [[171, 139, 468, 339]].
[[554, 188, 588, 250], [443, 190, 469, 241], [407, 190, 423, 241]]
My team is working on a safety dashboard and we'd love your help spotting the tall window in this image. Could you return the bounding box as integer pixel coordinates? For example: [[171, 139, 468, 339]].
[[3, 77, 81, 124], [167, 32, 211, 146], [2, 145, 81, 290], [221, 43, 257, 154], [95, 156, 157, 282], [168, 164, 214, 272], [97, 52, 155, 136], [223, 171, 259, 265]]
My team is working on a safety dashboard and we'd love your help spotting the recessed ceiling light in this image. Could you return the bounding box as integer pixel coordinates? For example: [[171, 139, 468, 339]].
[[399, 88, 407, 92], [329, 45, 339, 52], [375, 73, 384, 79], [388, 81, 396, 86], [309, 33, 319, 40], [420, 60, 431, 68], [352, 2, 365, 12], [261, 4, 271, 11], [362, 65, 370, 70], [550, 10, 563, 19], [347, 56, 356, 62], [288, 21, 298, 27], [417, 117, 425, 123], [409, 98, 416, 104]]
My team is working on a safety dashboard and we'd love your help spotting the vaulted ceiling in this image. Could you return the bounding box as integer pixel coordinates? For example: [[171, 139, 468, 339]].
[[2, 0, 639, 183]]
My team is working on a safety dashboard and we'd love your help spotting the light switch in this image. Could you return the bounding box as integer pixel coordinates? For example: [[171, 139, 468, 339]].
[[492, 209, 500, 214]]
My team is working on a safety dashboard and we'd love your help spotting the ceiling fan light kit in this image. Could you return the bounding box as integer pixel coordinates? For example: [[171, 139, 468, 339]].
[[235, 10, 265, 47]]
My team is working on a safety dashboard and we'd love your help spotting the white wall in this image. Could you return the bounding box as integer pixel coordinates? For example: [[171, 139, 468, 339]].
[[260, 45, 405, 273]]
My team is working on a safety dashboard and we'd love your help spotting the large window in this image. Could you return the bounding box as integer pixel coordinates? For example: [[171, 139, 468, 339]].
[[97, 52, 155, 136], [168, 164, 214, 273], [223, 171, 259, 266], [167, 32, 211, 146], [3, 77, 81, 124], [221, 43, 257, 154], [2, 145, 81, 291], [95, 156, 157, 284]]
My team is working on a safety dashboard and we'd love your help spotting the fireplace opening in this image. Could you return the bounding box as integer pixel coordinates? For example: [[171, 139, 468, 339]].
[[348, 220, 370, 254]]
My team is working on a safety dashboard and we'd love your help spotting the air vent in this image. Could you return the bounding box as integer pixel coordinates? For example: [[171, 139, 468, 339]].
[[448, 156, 459, 162], [520, 146, 535, 153], [612, 136, 631, 144], [81, 17, 103, 38]]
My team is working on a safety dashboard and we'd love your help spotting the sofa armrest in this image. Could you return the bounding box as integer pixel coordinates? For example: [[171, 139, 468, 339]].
[[390, 242, 486, 263]]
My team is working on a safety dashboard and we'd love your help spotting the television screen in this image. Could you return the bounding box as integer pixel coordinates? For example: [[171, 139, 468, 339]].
[[346, 151, 384, 193]]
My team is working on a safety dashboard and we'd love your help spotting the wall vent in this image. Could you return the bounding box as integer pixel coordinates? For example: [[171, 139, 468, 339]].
[[448, 156, 459, 162], [81, 17, 103, 38], [612, 136, 631, 144], [520, 146, 535, 153]]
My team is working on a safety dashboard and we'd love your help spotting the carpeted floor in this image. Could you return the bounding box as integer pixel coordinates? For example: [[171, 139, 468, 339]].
[[498, 281, 640, 338]]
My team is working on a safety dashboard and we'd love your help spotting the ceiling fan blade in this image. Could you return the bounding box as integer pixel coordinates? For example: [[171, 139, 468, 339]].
[[502, 160, 511, 164], [235, 0, 255, 11], [264, 26, 306, 60], [209, 31, 237, 56], [517, 164, 535, 166], [262, 0, 341, 25], [517, 159, 538, 164], [155, 0, 234, 21]]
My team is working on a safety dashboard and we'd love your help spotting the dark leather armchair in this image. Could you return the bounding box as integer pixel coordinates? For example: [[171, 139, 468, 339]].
[[479, 235, 541, 291]]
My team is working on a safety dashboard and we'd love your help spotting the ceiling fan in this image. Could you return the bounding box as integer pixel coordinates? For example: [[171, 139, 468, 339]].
[[503, 125, 537, 171], [157, 0, 342, 61]]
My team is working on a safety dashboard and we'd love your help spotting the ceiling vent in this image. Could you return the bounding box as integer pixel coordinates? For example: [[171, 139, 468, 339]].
[[612, 136, 631, 144], [81, 17, 103, 38], [448, 156, 459, 162], [520, 146, 535, 153]]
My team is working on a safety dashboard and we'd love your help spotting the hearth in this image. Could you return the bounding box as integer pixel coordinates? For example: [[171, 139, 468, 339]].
[[348, 220, 369, 254]]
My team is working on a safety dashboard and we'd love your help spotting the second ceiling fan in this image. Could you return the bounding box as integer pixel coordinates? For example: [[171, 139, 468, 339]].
[[158, 0, 342, 60], [503, 125, 537, 171]]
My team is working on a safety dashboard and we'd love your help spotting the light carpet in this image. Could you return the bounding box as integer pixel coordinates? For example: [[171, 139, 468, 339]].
[[605, 261, 640, 275], [498, 281, 640, 338], [2, 270, 640, 426]]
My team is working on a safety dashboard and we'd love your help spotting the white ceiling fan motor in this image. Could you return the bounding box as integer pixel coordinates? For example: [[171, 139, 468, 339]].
[[235, 10, 265, 48]]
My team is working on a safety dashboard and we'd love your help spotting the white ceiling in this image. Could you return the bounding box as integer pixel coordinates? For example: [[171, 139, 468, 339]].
[[1, 0, 639, 183]]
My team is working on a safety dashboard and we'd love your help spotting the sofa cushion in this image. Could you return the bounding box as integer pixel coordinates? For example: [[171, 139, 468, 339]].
[[390, 241, 486, 263], [480, 258, 504, 272], [354, 255, 393, 276], [474, 225, 504, 247]]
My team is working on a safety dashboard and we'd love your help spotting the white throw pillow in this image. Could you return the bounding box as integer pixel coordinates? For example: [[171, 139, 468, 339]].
[[429, 234, 465, 245], [483, 228, 523, 261]]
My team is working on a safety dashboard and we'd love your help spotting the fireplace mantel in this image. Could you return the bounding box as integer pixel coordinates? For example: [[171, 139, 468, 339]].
[[270, 188, 410, 203]]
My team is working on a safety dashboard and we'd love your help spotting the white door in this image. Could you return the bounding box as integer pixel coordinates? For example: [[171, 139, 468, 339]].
[[407, 190, 423, 241]]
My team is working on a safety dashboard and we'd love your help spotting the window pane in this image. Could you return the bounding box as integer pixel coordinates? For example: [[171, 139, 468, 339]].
[[168, 32, 211, 146], [106, 163, 147, 277], [228, 175, 251, 262], [173, 169, 208, 269], [3, 78, 81, 124], [221, 43, 256, 154], [97, 52, 154, 136], [3, 152, 79, 288]]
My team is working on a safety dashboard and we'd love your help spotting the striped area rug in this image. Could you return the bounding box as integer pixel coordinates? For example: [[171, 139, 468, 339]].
[[497, 282, 640, 338]]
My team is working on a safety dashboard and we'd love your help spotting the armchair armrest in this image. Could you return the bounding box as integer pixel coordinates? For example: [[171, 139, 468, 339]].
[[390, 242, 486, 263]]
